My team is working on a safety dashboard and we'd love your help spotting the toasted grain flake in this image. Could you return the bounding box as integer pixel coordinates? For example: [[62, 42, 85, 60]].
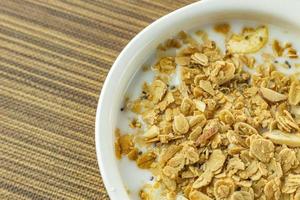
[[279, 148, 299, 173], [142, 110, 157, 125], [119, 134, 134, 155], [150, 80, 167, 103], [264, 178, 281, 200], [250, 138, 274, 163], [189, 114, 207, 128], [234, 122, 258, 135], [196, 120, 220, 145], [167, 153, 185, 169], [239, 55, 256, 69], [214, 23, 230, 35], [239, 160, 259, 179], [159, 145, 182, 165], [291, 106, 300, 118], [161, 175, 177, 191], [180, 97, 195, 115], [163, 165, 178, 179], [295, 190, 300, 200], [272, 39, 284, 56], [253, 179, 267, 197], [287, 47, 298, 58], [129, 100, 143, 114], [289, 81, 300, 105], [218, 110, 235, 125], [228, 145, 245, 155], [139, 189, 150, 200], [188, 126, 202, 142], [214, 178, 235, 199], [144, 125, 159, 139], [183, 145, 199, 165], [210, 61, 236, 85], [173, 114, 190, 134], [276, 110, 299, 133], [153, 57, 176, 74], [194, 100, 206, 112], [192, 170, 214, 188], [195, 30, 209, 42], [267, 158, 283, 179], [191, 53, 209, 66], [129, 118, 141, 128], [255, 162, 268, 179], [115, 137, 122, 159], [137, 152, 156, 169], [206, 149, 226, 172], [189, 190, 213, 200], [227, 157, 245, 172], [127, 148, 139, 161], [199, 80, 215, 95], [231, 191, 253, 200], [282, 174, 300, 194], [175, 56, 190, 65]]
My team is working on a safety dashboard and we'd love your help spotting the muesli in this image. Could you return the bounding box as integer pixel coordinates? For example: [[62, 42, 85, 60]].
[[115, 23, 300, 200]]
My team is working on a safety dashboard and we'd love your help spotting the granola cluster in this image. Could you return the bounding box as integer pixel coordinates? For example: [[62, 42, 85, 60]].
[[115, 24, 300, 200]]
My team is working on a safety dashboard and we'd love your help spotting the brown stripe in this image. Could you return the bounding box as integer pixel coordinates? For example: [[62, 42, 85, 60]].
[[0, 23, 107, 67], [0, 142, 100, 186], [0, 6, 127, 51], [0, 34, 110, 75], [0, 132, 99, 174], [23, 0, 134, 40], [48, 0, 146, 29]]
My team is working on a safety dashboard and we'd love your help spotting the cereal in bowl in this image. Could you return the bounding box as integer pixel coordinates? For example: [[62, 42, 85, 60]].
[[115, 23, 300, 200]]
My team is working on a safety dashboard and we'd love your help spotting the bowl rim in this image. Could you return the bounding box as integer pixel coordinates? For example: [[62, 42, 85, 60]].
[[95, 0, 300, 199]]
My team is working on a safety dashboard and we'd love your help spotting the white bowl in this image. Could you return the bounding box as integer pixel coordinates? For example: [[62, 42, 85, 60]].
[[95, 0, 300, 199]]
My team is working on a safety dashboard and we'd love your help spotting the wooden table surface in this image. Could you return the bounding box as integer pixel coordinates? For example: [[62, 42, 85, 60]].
[[0, 0, 196, 199]]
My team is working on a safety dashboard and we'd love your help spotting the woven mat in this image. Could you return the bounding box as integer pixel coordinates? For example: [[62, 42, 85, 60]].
[[0, 0, 196, 199]]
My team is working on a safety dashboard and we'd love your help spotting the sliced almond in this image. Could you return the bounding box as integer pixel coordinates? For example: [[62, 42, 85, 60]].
[[260, 87, 287, 102], [263, 130, 300, 147]]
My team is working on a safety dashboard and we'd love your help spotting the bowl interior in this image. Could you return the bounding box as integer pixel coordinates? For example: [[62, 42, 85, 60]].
[[96, 0, 300, 199]]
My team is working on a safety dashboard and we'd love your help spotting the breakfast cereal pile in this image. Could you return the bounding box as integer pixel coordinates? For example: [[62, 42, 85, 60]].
[[115, 24, 300, 200]]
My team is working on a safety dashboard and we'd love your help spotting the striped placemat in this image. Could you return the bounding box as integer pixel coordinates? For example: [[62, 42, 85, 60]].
[[0, 0, 195, 199]]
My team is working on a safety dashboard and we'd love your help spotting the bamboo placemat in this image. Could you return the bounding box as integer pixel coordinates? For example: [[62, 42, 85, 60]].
[[0, 0, 196, 199]]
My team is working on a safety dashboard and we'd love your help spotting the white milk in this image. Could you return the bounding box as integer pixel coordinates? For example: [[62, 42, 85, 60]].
[[116, 19, 300, 200]]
